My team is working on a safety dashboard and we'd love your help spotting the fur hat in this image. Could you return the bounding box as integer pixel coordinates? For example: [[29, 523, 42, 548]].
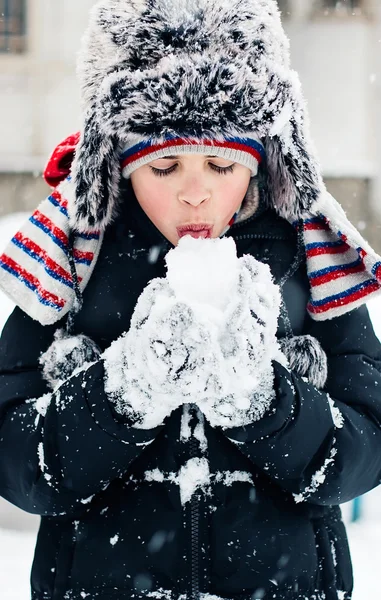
[[70, 0, 324, 233]]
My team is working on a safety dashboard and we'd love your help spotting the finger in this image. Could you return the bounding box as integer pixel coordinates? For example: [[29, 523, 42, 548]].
[[131, 278, 173, 328]]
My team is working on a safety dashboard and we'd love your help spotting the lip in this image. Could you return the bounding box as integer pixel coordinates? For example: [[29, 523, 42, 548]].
[[176, 223, 213, 239]]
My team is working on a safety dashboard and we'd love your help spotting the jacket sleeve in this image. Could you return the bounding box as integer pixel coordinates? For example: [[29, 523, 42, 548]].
[[221, 304, 381, 506], [0, 308, 164, 517]]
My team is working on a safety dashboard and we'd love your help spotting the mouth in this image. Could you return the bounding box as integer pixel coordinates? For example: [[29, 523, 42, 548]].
[[177, 223, 213, 239]]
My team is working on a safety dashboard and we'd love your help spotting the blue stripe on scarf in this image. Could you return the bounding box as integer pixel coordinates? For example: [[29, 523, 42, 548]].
[[11, 237, 74, 289]]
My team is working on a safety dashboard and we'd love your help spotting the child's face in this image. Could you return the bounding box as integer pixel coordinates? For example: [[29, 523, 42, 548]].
[[130, 154, 252, 245]]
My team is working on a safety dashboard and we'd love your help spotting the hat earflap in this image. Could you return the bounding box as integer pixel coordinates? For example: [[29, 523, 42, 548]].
[[279, 334, 328, 390], [70, 113, 121, 233], [264, 122, 323, 221]]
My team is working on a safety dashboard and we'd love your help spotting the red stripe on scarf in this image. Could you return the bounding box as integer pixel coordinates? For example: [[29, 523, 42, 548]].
[[0, 254, 66, 308], [310, 263, 366, 287], [13, 232, 81, 285], [308, 281, 380, 314]]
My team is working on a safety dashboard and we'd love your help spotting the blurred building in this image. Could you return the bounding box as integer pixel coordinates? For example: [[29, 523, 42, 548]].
[[0, 0, 380, 253], [280, 0, 381, 251], [0, 0, 94, 213]]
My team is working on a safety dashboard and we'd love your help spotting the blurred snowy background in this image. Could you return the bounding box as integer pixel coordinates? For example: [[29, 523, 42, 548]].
[[1, 0, 381, 598]]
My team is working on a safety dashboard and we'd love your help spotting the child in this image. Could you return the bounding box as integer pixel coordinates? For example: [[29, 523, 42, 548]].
[[1, 1, 381, 599]]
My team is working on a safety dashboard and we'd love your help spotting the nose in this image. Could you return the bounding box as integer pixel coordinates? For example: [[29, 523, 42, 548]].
[[178, 195, 210, 207], [178, 175, 211, 207]]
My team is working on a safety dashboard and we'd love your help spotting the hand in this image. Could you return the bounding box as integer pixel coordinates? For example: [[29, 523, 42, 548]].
[[221, 254, 281, 370], [197, 254, 283, 429], [103, 278, 225, 429]]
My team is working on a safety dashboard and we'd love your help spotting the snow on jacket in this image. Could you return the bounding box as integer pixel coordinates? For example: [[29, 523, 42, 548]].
[[1, 182, 381, 600]]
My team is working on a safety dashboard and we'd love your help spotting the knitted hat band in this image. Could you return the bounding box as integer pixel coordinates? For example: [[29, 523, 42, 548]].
[[120, 135, 266, 179]]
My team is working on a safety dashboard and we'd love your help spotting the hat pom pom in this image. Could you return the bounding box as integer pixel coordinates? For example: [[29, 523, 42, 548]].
[[40, 329, 101, 390], [279, 334, 328, 390]]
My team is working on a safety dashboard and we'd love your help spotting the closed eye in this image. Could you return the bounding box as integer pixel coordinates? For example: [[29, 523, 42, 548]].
[[210, 163, 235, 175], [149, 163, 235, 177]]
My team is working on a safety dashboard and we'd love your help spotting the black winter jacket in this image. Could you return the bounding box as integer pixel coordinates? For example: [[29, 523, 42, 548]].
[[1, 189, 381, 600]]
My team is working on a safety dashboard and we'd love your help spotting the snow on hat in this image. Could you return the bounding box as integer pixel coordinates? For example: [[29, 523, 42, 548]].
[[119, 134, 266, 179], [69, 0, 323, 233]]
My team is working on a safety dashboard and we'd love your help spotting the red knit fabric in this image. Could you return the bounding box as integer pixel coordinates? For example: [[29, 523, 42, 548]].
[[43, 132, 80, 188]]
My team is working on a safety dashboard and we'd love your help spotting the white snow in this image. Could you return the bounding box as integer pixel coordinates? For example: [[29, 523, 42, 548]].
[[180, 404, 193, 442], [145, 458, 212, 506], [30, 393, 52, 418], [193, 411, 208, 453], [294, 444, 338, 504], [37, 442, 46, 474], [214, 470, 254, 486], [328, 396, 345, 429], [0, 527, 37, 600], [144, 462, 255, 506], [367, 295, 381, 341], [165, 235, 239, 312], [80, 494, 95, 505], [176, 457, 211, 505]]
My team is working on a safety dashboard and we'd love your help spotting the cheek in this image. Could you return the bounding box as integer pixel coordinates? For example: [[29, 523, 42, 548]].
[[133, 178, 173, 220], [216, 177, 250, 217]]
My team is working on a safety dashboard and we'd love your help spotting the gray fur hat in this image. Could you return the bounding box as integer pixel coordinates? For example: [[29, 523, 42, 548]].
[[71, 0, 324, 233]]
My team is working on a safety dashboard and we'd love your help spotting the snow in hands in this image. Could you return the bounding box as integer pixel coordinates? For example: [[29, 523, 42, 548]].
[[104, 235, 283, 429]]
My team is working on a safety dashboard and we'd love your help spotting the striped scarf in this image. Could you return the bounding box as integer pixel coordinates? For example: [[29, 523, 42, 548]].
[[299, 190, 381, 320], [0, 180, 379, 326], [0, 178, 103, 326]]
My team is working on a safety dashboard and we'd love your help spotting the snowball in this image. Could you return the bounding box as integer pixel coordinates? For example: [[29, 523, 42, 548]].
[[165, 236, 239, 312]]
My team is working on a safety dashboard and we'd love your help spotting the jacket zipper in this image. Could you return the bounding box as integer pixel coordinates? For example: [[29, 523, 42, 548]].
[[189, 408, 200, 600]]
